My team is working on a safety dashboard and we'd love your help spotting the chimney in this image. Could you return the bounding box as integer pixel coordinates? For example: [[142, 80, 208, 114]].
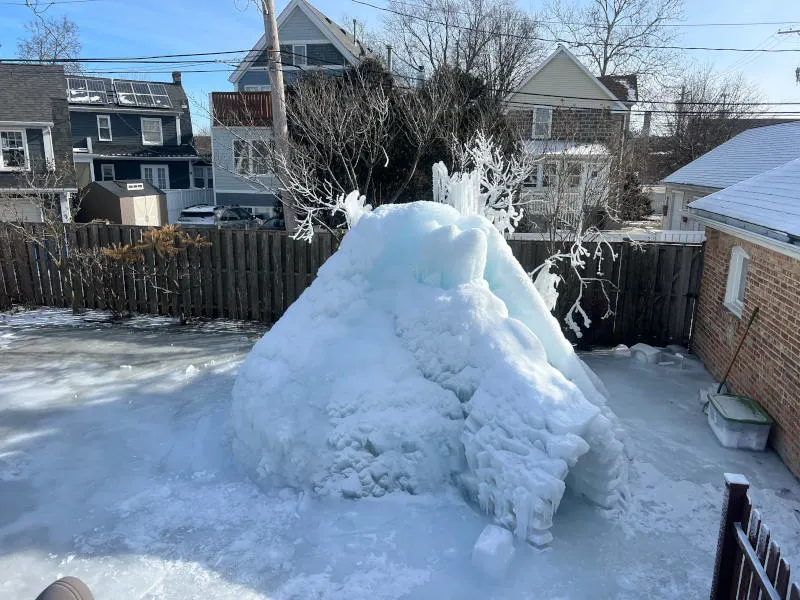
[[386, 45, 393, 72], [353, 18, 358, 44], [172, 71, 182, 85]]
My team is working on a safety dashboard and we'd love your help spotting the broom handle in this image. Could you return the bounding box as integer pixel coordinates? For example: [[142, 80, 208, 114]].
[[717, 306, 759, 394]]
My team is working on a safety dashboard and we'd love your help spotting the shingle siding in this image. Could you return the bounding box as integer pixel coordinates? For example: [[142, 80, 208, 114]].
[[0, 64, 75, 190], [280, 6, 326, 40]]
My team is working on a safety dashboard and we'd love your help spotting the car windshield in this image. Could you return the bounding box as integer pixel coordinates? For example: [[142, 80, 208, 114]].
[[228, 207, 253, 220]]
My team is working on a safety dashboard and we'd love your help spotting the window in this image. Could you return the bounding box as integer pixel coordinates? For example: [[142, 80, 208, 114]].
[[541, 163, 557, 188], [234, 139, 272, 176], [141, 118, 163, 145], [244, 85, 270, 91], [532, 106, 553, 139], [0, 130, 27, 170], [566, 162, 582, 189], [724, 246, 750, 317], [141, 164, 169, 190], [193, 166, 213, 188], [100, 163, 115, 181], [293, 44, 307, 66], [97, 115, 112, 141], [523, 169, 538, 188]]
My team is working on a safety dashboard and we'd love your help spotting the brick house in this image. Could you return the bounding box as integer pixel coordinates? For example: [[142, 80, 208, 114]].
[[687, 157, 800, 476], [505, 45, 637, 228]]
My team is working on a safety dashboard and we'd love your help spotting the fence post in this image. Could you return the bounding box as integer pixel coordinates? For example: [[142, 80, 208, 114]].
[[710, 473, 750, 600]]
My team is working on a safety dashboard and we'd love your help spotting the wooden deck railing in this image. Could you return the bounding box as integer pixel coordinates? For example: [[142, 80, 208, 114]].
[[710, 474, 799, 600], [211, 91, 273, 127]]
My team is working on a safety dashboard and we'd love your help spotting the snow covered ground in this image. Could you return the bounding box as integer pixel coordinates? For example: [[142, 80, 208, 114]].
[[1, 308, 799, 599]]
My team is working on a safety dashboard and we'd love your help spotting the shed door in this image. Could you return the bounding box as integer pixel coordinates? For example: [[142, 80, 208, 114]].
[[135, 195, 160, 226], [668, 191, 684, 230]]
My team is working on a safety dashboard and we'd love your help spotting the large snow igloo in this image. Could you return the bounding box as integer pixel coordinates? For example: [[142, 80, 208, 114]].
[[231, 202, 628, 545]]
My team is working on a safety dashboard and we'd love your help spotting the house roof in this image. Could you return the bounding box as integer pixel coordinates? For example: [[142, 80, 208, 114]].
[[0, 63, 67, 123], [228, 0, 372, 85], [65, 76, 189, 114], [663, 120, 800, 190], [509, 45, 631, 113], [525, 140, 610, 156], [597, 75, 638, 104], [91, 179, 163, 198], [688, 157, 800, 240]]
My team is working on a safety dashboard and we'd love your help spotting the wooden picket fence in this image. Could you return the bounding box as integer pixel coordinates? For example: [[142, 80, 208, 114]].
[[710, 474, 799, 600], [0, 222, 704, 347]]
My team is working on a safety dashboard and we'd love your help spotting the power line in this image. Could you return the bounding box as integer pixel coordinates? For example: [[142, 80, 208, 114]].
[[383, 0, 800, 28], [0, 0, 101, 4], [353, 0, 800, 53]]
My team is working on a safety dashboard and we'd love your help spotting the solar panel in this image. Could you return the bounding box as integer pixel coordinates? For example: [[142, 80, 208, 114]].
[[114, 81, 136, 105], [113, 81, 173, 108], [67, 78, 107, 104]]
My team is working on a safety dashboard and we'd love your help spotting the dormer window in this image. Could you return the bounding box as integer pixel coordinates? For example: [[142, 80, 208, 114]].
[[141, 118, 163, 146], [532, 106, 553, 139]]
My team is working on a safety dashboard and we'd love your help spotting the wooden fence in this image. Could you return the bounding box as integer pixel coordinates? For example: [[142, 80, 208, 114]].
[[710, 474, 799, 600], [0, 223, 704, 347]]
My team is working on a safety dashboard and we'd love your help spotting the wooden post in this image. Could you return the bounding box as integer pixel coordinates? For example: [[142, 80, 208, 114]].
[[710, 474, 751, 600]]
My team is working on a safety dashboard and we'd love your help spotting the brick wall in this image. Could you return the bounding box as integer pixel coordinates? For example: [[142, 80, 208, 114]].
[[692, 228, 800, 476], [506, 107, 625, 146]]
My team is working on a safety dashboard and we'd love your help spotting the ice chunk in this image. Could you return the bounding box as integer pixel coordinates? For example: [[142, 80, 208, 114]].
[[472, 524, 515, 578], [231, 202, 628, 544], [630, 343, 662, 364], [611, 344, 631, 358]]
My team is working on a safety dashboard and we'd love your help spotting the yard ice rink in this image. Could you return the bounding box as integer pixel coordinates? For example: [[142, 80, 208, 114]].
[[1, 308, 799, 599]]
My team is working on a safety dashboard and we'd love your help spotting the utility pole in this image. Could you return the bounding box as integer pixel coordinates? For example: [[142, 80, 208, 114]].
[[777, 28, 800, 84], [261, 0, 297, 231]]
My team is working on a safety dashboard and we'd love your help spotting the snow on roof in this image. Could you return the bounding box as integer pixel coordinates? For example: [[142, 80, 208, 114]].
[[663, 120, 800, 189], [525, 140, 610, 157], [688, 156, 800, 239]]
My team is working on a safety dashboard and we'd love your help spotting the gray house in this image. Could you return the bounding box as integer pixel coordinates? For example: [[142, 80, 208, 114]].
[[69, 72, 200, 193], [661, 120, 800, 231], [228, 0, 372, 92], [0, 64, 76, 222]]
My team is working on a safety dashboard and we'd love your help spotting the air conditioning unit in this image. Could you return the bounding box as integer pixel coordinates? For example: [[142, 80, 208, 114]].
[[126, 182, 144, 191]]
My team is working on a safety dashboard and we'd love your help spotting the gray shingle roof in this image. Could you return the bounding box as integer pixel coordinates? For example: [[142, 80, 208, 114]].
[[688, 157, 800, 239], [663, 120, 800, 189], [298, 0, 372, 61]]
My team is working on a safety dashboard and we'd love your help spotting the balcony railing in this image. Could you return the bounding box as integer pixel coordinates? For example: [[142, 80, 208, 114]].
[[212, 92, 273, 127]]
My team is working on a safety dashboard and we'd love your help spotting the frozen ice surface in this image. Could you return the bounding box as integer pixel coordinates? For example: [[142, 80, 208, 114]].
[[2, 308, 800, 599], [472, 524, 515, 578], [612, 344, 632, 358], [232, 202, 628, 543]]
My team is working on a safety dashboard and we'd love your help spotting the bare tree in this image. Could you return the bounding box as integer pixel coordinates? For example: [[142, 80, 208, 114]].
[[16, 14, 83, 73], [384, 0, 544, 97], [543, 0, 684, 93], [663, 65, 762, 173]]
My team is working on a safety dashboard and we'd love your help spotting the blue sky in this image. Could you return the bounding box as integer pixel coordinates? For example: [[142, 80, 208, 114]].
[[1, 0, 799, 130]]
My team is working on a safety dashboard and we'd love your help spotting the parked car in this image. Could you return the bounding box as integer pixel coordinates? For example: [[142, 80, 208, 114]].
[[262, 217, 285, 230], [176, 205, 260, 229]]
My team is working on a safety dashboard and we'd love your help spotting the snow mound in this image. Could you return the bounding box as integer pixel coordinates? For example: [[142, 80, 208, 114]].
[[231, 202, 628, 544]]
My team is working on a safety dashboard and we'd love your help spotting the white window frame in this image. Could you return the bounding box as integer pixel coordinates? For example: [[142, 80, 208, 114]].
[[97, 115, 112, 141], [293, 44, 307, 66], [233, 138, 272, 176], [0, 129, 29, 171], [140, 117, 163, 146], [100, 163, 115, 181], [532, 106, 553, 140], [724, 246, 750, 318], [244, 85, 270, 91], [141, 164, 170, 190]]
